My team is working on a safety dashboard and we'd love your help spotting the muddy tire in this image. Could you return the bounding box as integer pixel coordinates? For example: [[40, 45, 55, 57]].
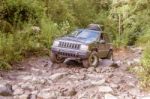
[[50, 52, 65, 63], [107, 50, 113, 61], [82, 51, 99, 68]]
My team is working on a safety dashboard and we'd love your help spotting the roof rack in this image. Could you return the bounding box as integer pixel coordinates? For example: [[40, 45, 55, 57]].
[[87, 24, 104, 31]]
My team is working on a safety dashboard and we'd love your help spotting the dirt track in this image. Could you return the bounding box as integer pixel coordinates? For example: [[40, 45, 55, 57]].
[[0, 47, 150, 99]]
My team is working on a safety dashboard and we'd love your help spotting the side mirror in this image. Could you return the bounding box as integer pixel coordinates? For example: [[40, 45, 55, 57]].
[[100, 40, 105, 44]]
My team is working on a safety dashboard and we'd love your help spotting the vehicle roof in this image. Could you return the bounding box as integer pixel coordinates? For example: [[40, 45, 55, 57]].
[[87, 24, 102, 31], [77, 29, 101, 33]]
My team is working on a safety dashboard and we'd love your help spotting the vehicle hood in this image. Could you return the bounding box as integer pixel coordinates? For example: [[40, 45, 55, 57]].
[[57, 37, 92, 44]]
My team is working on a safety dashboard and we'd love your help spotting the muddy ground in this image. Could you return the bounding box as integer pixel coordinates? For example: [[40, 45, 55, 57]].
[[0, 47, 150, 99]]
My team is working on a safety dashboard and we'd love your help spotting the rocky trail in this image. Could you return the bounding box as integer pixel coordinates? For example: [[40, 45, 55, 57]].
[[0, 47, 150, 99]]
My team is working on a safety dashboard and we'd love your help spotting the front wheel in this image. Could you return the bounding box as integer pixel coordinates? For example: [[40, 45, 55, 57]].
[[50, 52, 65, 63], [82, 51, 99, 68]]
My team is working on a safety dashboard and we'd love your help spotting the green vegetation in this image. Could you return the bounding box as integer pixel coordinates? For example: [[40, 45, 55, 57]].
[[0, 0, 150, 89], [139, 44, 150, 89]]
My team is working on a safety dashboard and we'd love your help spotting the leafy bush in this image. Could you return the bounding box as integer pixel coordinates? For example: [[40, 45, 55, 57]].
[[138, 43, 150, 89], [137, 28, 150, 45], [44, 0, 74, 24], [0, 30, 41, 69], [0, 0, 44, 29], [39, 18, 60, 48]]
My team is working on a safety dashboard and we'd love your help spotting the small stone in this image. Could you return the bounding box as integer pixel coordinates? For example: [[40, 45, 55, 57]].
[[87, 67, 95, 72], [99, 86, 113, 93], [0, 84, 13, 96], [86, 74, 103, 80], [118, 93, 132, 99], [19, 94, 29, 99], [110, 83, 118, 88], [17, 67, 25, 71], [91, 79, 105, 86], [110, 62, 119, 68], [37, 91, 59, 99], [80, 68, 87, 73], [62, 87, 77, 96], [95, 67, 101, 73], [133, 58, 140, 63], [115, 60, 122, 66], [127, 61, 134, 66], [37, 92, 57, 99], [105, 94, 118, 99], [27, 94, 37, 99]]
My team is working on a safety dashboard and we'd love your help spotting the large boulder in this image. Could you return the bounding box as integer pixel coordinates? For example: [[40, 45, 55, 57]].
[[0, 84, 13, 96]]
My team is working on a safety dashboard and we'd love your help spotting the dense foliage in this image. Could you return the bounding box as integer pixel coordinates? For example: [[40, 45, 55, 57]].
[[0, 0, 150, 89]]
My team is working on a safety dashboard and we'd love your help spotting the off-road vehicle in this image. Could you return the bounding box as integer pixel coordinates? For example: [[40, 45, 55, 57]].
[[50, 24, 113, 68]]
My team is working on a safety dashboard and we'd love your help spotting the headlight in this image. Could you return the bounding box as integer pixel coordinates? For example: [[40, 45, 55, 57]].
[[80, 45, 89, 51], [52, 41, 59, 47]]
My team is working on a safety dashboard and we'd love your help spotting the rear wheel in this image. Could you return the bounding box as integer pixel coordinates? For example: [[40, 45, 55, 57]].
[[50, 52, 65, 63], [107, 50, 113, 61], [82, 51, 99, 68]]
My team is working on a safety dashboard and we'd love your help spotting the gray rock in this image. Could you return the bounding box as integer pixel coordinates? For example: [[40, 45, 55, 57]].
[[105, 94, 118, 99], [141, 96, 150, 99], [109, 83, 118, 88], [13, 88, 24, 95], [128, 88, 140, 96], [49, 72, 68, 82], [99, 86, 113, 93], [0, 84, 13, 96], [21, 75, 33, 81], [37, 92, 57, 99], [100, 59, 114, 66], [61, 87, 77, 96]]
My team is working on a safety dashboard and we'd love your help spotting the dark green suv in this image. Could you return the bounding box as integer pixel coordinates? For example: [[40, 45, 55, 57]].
[[50, 24, 113, 68]]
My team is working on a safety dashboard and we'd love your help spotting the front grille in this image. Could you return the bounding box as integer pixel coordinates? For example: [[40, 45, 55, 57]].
[[59, 52, 77, 57], [58, 41, 80, 49]]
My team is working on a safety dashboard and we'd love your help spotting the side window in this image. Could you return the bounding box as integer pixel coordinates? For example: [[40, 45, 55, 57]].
[[103, 33, 110, 43], [100, 33, 104, 40]]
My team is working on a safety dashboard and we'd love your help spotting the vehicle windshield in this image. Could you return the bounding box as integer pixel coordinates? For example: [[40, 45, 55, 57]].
[[69, 30, 99, 42]]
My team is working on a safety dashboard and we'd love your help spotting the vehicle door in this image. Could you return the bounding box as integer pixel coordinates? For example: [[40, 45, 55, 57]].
[[98, 33, 109, 58], [103, 33, 112, 53]]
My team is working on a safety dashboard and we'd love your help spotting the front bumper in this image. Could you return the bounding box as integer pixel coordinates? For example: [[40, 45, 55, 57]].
[[51, 47, 90, 59]]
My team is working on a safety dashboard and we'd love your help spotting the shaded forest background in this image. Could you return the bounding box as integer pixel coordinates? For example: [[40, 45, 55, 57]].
[[0, 0, 150, 89]]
